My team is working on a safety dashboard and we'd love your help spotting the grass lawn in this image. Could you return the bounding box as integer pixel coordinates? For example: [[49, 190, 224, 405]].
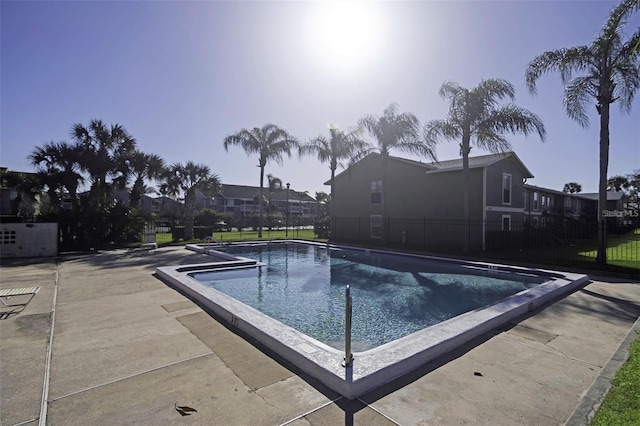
[[156, 228, 324, 245], [591, 334, 640, 425], [578, 228, 640, 269]]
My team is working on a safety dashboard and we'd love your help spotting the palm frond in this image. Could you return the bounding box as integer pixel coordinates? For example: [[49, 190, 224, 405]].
[[562, 76, 597, 127], [395, 139, 438, 161], [423, 119, 461, 145], [300, 136, 330, 162], [525, 46, 594, 93], [348, 146, 375, 165], [600, 0, 639, 41], [223, 129, 259, 155], [474, 79, 515, 106], [474, 131, 510, 153], [483, 104, 547, 141], [358, 114, 383, 144], [613, 60, 640, 111], [438, 81, 464, 100]]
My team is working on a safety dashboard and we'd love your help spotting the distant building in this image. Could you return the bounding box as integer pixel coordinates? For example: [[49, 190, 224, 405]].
[[205, 184, 319, 218]]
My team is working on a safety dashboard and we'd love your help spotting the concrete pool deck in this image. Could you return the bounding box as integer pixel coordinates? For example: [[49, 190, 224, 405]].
[[1, 246, 639, 425]]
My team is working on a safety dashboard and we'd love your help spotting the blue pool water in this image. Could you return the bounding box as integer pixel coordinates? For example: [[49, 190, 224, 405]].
[[191, 243, 546, 350]]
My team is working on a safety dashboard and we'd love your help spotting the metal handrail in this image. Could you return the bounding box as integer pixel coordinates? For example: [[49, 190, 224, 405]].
[[342, 284, 354, 367]]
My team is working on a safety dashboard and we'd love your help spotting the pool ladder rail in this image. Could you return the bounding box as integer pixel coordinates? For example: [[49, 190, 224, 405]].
[[342, 284, 354, 368], [203, 236, 227, 251]]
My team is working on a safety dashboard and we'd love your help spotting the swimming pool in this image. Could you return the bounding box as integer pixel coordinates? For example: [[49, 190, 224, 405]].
[[156, 241, 588, 398], [192, 243, 546, 351]]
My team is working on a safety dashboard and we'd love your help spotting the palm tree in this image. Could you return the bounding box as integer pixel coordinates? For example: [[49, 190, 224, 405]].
[[525, 0, 639, 264], [424, 80, 546, 251], [29, 141, 84, 213], [162, 162, 221, 240], [223, 124, 298, 238], [358, 104, 436, 241], [299, 124, 370, 235], [128, 151, 165, 209], [71, 119, 137, 206]]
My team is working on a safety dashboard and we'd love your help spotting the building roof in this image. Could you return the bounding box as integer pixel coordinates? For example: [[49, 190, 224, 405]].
[[578, 192, 626, 201], [215, 184, 316, 202], [425, 151, 534, 178], [329, 151, 534, 184], [524, 184, 571, 197]]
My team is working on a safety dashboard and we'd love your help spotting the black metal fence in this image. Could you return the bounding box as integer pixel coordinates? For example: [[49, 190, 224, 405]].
[[331, 216, 639, 272]]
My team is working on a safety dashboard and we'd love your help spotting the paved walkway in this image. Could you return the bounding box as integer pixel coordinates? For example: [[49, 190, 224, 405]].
[[1, 247, 639, 425]]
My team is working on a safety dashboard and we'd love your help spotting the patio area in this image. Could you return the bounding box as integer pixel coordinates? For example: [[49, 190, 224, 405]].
[[1, 246, 639, 425]]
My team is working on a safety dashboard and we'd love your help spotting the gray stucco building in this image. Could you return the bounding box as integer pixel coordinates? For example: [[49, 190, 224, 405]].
[[330, 151, 533, 250]]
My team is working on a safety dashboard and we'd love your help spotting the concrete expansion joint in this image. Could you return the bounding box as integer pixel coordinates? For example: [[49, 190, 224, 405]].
[[12, 417, 40, 426], [498, 334, 602, 368], [279, 397, 343, 425], [356, 398, 402, 425], [38, 261, 59, 426], [250, 386, 282, 412], [49, 352, 215, 403]]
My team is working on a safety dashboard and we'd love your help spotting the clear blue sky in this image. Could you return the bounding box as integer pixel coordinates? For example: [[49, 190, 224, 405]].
[[1, 0, 639, 197]]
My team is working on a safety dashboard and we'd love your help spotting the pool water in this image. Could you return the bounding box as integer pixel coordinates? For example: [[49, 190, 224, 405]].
[[191, 243, 546, 350]]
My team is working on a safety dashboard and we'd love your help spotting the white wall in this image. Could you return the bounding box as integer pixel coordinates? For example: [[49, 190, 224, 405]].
[[0, 223, 58, 258]]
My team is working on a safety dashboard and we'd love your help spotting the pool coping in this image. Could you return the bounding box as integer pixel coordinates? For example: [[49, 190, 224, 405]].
[[156, 241, 589, 399]]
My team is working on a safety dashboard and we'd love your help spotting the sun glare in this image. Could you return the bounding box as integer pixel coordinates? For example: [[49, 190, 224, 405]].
[[306, 1, 385, 76]]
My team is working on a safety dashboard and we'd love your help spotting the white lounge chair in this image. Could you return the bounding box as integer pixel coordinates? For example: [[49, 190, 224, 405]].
[[0, 287, 41, 307]]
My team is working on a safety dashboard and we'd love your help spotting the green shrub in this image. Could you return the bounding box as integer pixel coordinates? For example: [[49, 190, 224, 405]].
[[314, 217, 331, 239]]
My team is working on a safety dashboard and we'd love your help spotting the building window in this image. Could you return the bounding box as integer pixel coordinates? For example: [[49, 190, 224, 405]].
[[502, 215, 511, 231], [371, 215, 382, 238], [502, 173, 512, 205], [533, 192, 539, 211], [371, 181, 382, 204], [523, 190, 527, 209]]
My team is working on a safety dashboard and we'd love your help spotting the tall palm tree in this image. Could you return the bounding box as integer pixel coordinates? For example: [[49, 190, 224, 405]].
[[424, 79, 546, 251], [525, 0, 639, 264], [71, 119, 136, 206], [358, 104, 436, 241], [29, 141, 84, 212], [223, 124, 298, 238], [299, 124, 370, 235], [128, 150, 165, 209], [162, 162, 221, 240]]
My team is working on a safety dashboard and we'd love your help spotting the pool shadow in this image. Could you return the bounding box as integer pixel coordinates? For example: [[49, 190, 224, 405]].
[[358, 280, 593, 406]]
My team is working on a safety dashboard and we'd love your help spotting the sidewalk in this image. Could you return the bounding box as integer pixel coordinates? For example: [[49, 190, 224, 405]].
[[1, 246, 639, 425]]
